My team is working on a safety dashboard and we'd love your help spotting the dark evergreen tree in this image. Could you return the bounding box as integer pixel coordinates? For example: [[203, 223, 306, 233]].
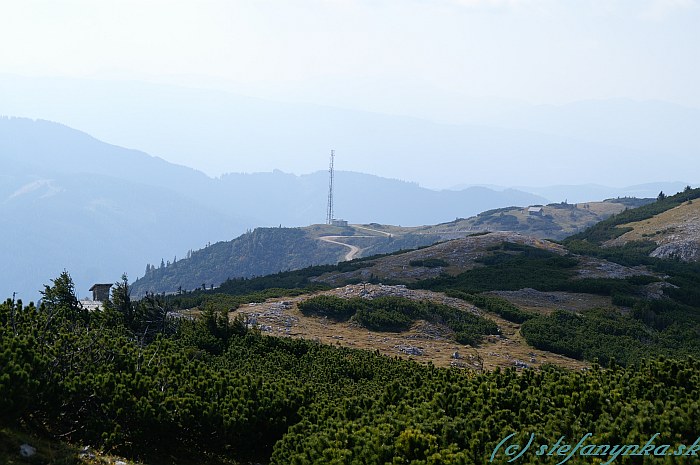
[[40, 270, 79, 312], [111, 273, 134, 329]]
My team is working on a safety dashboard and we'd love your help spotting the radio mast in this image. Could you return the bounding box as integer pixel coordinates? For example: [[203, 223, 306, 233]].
[[326, 150, 335, 224]]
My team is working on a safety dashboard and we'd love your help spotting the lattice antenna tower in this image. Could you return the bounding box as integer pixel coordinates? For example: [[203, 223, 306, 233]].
[[326, 150, 335, 224]]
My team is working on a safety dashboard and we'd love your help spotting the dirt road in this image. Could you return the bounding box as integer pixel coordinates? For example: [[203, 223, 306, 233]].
[[318, 236, 363, 261]]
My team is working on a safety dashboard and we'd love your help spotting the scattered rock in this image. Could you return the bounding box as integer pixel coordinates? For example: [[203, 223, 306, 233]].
[[642, 281, 678, 300], [397, 345, 424, 356], [79, 445, 96, 460], [651, 238, 700, 261], [19, 444, 36, 458], [452, 351, 461, 359], [410, 320, 453, 341]]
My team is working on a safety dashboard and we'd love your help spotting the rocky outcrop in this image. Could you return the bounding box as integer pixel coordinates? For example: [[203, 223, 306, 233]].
[[651, 240, 700, 261]]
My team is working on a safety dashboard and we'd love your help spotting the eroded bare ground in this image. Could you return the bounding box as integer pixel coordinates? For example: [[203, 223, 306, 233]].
[[230, 284, 588, 372]]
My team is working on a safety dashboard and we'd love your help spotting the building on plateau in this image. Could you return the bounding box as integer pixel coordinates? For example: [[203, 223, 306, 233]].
[[79, 283, 113, 311]]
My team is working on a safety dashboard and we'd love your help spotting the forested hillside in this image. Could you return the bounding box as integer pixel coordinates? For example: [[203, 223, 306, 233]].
[[132, 227, 346, 296], [130, 226, 444, 296]]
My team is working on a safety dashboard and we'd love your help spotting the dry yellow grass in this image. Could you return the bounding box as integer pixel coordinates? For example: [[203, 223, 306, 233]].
[[230, 286, 588, 372], [574, 201, 626, 217], [606, 201, 700, 247]]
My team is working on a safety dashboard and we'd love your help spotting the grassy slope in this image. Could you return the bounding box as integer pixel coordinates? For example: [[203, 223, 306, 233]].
[[565, 187, 700, 246], [606, 199, 700, 246]]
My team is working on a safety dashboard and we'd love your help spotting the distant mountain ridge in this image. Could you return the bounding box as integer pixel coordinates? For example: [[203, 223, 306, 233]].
[[450, 183, 690, 204], [3, 76, 699, 188], [1, 117, 548, 299], [218, 170, 550, 227]]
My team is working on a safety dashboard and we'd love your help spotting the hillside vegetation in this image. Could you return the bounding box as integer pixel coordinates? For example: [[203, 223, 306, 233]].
[[299, 295, 499, 344], [154, 188, 700, 369], [131, 198, 644, 296], [132, 227, 346, 296], [605, 198, 700, 261], [3, 273, 700, 465], [565, 186, 700, 247], [131, 225, 443, 296], [4, 189, 700, 463]]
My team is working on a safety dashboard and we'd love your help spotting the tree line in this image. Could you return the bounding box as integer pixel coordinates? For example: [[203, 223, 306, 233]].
[[3, 271, 700, 463]]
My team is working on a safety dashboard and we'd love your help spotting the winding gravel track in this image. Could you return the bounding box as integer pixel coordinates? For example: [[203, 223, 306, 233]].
[[318, 235, 375, 261]]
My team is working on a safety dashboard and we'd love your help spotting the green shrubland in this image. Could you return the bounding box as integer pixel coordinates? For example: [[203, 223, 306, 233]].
[[3, 270, 700, 464]]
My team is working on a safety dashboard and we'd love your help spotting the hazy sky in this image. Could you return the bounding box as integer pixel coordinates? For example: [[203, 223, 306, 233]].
[[1, 0, 699, 186], [2, 0, 699, 107]]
